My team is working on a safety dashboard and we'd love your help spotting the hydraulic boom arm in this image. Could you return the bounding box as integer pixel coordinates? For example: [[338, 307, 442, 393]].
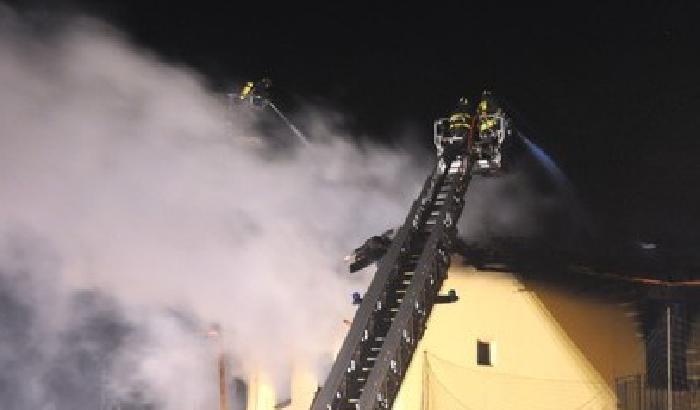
[[312, 92, 511, 410]]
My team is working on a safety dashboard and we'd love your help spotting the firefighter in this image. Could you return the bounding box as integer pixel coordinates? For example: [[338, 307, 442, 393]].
[[479, 116, 497, 136], [478, 94, 496, 128], [449, 97, 472, 131], [236, 78, 272, 107], [440, 97, 472, 159], [478, 98, 488, 116], [477, 93, 499, 144], [238, 81, 255, 101]]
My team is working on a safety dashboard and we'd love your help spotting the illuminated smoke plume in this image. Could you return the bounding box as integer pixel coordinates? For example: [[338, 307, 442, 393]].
[[0, 6, 423, 409], [0, 4, 590, 409]]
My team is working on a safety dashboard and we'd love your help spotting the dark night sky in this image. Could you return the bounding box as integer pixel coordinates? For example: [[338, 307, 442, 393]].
[[8, 1, 700, 248]]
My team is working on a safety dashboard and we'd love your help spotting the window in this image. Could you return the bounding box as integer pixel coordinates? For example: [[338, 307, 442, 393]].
[[477, 340, 492, 366]]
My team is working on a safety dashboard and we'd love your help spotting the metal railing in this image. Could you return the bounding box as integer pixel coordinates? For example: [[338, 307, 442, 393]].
[[616, 375, 700, 410]]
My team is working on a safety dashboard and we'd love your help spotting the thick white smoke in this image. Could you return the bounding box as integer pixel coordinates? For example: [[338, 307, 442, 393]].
[[0, 7, 424, 409]]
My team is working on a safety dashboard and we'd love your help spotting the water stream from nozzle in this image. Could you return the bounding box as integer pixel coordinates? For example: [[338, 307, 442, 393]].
[[268, 101, 310, 146], [518, 132, 571, 191], [517, 131, 593, 238]]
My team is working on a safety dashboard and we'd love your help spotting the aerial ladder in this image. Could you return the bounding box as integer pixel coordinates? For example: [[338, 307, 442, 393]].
[[311, 91, 512, 410]]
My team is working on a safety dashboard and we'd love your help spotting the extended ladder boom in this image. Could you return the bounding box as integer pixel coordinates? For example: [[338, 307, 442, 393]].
[[312, 92, 510, 410], [312, 157, 472, 410]]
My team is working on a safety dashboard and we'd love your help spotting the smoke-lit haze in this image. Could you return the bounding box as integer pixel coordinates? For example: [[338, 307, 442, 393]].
[[0, 5, 587, 409], [459, 130, 588, 246], [0, 7, 424, 409]]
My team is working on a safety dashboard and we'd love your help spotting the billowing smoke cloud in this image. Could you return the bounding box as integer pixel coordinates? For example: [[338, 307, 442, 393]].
[[0, 6, 425, 409], [0, 4, 591, 409]]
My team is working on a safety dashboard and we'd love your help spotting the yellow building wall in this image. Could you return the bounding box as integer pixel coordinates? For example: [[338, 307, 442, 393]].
[[244, 266, 644, 410], [393, 267, 644, 410], [526, 280, 645, 387]]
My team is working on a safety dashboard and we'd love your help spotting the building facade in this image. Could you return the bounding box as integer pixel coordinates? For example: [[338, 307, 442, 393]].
[[243, 264, 700, 410]]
